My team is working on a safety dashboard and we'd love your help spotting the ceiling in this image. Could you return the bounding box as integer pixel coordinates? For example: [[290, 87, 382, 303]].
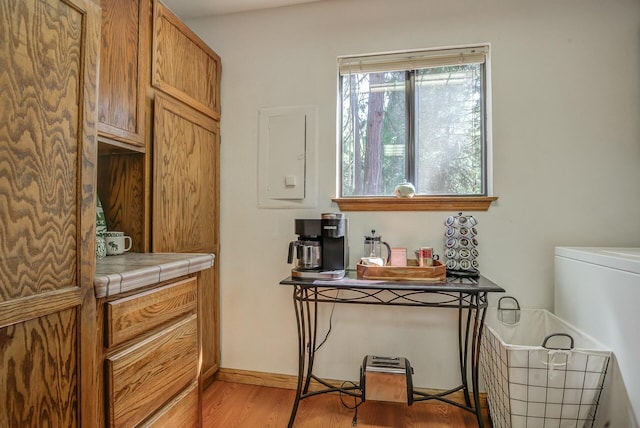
[[161, 0, 324, 20]]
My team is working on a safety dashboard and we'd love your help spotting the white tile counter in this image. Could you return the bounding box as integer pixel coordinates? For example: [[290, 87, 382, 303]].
[[94, 252, 215, 298]]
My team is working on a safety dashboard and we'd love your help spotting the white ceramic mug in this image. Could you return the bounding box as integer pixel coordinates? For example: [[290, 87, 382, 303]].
[[104, 231, 132, 256]]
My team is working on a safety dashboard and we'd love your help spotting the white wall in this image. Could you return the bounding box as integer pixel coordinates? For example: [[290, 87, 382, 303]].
[[187, 0, 640, 388]]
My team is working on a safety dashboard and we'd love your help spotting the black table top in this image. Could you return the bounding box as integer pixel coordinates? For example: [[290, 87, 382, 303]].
[[280, 270, 504, 293]]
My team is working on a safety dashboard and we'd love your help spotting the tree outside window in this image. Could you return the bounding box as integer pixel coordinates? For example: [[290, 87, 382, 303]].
[[339, 46, 488, 198]]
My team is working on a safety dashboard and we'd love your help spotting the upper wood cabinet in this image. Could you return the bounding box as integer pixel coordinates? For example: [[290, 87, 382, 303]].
[[98, 0, 148, 148], [152, 93, 219, 253], [0, 0, 100, 425], [153, 1, 221, 120]]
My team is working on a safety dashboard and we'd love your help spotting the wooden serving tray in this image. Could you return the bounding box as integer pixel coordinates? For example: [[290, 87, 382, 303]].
[[356, 259, 446, 282]]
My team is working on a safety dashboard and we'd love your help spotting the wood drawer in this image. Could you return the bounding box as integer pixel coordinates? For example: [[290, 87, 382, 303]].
[[106, 277, 197, 347], [106, 315, 198, 428], [140, 381, 199, 428]]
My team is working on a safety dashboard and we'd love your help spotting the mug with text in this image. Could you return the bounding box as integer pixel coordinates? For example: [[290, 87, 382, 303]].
[[104, 231, 132, 256]]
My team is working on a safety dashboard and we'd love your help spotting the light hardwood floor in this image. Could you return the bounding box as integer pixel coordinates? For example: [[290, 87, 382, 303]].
[[202, 381, 492, 427]]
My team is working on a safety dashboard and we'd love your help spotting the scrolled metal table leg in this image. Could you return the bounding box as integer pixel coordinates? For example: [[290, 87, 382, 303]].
[[288, 286, 306, 428], [470, 293, 488, 428]]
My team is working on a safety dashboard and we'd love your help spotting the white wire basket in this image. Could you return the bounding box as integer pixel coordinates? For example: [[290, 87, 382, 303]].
[[480, 297, 611, 428]]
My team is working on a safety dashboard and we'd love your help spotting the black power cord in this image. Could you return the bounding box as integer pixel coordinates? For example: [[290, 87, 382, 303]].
[[339, 380, 364, 426]]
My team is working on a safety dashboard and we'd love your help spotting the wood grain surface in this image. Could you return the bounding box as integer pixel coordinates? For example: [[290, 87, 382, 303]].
[[0, 309, 78, 427], [0, 0, 83, 302], [152, 94, 218, 254], [152, 0, 221, 119], [97, 0, 146, 145], [106, 314, 198, 427], [141, 381, 199, 428], [199, 266, 220, 379], [202, 381, 493, 427], [106, 277, 197, 347], [97, 152, 147, 252], [0, 0, 100, 426]]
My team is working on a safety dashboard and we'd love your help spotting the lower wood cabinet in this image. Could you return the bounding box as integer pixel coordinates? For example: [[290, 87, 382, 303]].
[[99, 276, 200, 427], [140, 382, 199, 428]]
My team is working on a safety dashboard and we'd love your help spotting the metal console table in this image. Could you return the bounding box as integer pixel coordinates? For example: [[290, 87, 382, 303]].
[[280, 271, 504, 427]]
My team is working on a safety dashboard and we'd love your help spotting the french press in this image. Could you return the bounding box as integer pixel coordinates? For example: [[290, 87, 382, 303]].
[[364, 229, 391, 264]]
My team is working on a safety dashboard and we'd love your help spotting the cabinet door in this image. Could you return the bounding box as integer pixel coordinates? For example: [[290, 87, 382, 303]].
[[98, 0, 147, 147], [106, 277, 197, 347], [140, 382, 199, 428], [152, 94, 219, 254], [152, 0, 221, 120], [106, 315, 198, 427], [0, 0, 99, 426], [152, 93, 220, 383]]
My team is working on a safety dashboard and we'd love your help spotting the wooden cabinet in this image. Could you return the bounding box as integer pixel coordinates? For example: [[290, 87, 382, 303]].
[[152, 94, 219, 253], [0, 0, 100, 426], [98, 0, 148, 148], [97, 0, 152, 253], [140, 382, 199, 428], [101, 277, 199, 427], [152, 93, 220, 382], [152, 2, 221, 384], [153, 1, 221, 120], [95, 0, 221, 421]]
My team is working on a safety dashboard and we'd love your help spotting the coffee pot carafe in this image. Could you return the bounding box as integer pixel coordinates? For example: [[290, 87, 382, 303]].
[[287, 239, 321, 270], [364, 229, 391, 264]]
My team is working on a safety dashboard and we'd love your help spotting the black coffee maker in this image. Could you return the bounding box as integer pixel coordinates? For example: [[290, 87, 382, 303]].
[[287, 213, 348, 279]]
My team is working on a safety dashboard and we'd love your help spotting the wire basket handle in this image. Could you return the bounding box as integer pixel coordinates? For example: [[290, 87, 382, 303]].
[[497, 296, 521, 325], [542, 333, 575, 350], [498, 296, 520, 310]]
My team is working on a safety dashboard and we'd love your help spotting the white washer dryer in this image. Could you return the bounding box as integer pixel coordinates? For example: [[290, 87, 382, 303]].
[[555, 247, 640, 428]]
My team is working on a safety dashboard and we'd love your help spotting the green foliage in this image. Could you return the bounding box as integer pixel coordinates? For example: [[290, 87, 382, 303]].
[[340, 63, 484, 197]]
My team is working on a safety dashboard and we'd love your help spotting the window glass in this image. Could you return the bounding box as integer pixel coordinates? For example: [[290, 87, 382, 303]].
[[339, 46, 488, 197]]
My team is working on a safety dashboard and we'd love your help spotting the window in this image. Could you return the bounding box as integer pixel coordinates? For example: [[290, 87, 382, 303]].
[[336, 45, 495, 211]]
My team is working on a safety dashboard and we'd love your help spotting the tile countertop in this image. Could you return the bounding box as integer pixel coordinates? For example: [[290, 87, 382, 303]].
[[94, 252, 215, 298]]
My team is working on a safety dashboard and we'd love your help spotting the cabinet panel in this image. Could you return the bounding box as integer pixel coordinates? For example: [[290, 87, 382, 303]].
[[140, 381, 199, 428], [152, 94, 219, 253], [98, 0, 147, 147], [152, 0, 221, 119], [1, 0, 84, 301], [199, 266, 219, 379], [0, 309, 78, 427], [106, 277, 197, 347], [106, 315, 198, 427], [0, 0, 99, 426], [97, 150, 148, 253]]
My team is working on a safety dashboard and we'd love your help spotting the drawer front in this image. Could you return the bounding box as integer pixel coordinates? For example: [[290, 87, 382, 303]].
[[140, 381, 199, 428], [106, 277, 197, 347], [107, 315, 198, 428]]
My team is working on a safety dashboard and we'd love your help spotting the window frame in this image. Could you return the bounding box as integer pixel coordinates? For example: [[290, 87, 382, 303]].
[[335, 45, 497, 211]]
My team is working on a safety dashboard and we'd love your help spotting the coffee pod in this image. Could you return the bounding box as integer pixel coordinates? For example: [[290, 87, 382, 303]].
[[446, 259, 459, 270], [444, 215, 457, 227], [445, 248, 458, 259], [445, 227, 470, 238], [459, 259, 472, 270], [458, 248, 471, 260]]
